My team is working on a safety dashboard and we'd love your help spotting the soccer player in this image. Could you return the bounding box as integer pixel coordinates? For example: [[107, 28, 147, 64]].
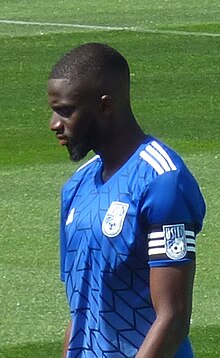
[[48, 43, 206, 358]]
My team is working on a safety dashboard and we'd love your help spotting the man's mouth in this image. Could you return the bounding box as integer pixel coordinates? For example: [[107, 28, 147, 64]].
[[56, 134, 68, 146]]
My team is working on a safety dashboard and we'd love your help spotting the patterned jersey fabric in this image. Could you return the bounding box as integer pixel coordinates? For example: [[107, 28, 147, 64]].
[[60, 135, 206, 357]]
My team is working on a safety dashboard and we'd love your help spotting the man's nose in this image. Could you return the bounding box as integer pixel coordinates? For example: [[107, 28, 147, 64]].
[[50, 112, 63, 132]]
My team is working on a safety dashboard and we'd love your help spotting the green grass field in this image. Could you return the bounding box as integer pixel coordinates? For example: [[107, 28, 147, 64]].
[[0, 1, 219, 357]]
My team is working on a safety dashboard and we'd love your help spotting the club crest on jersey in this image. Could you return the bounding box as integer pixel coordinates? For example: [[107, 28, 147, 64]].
[[163, 224, 187, 260], [102, 201, 129, 237]]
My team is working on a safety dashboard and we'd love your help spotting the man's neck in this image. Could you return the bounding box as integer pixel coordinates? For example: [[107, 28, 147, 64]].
[[97, 124, 147, 183]]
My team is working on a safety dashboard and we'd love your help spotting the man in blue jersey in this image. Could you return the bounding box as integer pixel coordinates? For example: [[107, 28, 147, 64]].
[[48, 43, 206, 358]]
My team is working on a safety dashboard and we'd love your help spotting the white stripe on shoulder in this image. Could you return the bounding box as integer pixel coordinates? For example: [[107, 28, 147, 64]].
[[146, 144, 171, 172], [76, 155, 100, 172], [140, 150, 165, 175], [151, 141, 177, 171]]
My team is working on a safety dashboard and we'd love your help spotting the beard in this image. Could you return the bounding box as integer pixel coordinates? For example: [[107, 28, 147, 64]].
[[66, 138, 91, 162]]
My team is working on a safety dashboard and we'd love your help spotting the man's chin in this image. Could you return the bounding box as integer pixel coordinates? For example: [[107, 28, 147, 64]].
[[67, 144, 90, 163], [69, 153, 87, 162]]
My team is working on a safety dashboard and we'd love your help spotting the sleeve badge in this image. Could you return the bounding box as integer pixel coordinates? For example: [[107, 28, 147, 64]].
[[163, 224, 187, 260]]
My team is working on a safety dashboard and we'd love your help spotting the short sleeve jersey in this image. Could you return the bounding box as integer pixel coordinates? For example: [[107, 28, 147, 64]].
[[60, 135, 206, 358]]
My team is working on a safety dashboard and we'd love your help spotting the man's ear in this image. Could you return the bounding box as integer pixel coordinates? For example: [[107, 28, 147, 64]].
[[100, 95, 114, 115]]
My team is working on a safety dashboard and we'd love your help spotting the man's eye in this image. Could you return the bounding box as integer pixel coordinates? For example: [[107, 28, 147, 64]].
[[55, 107, 75, 118]]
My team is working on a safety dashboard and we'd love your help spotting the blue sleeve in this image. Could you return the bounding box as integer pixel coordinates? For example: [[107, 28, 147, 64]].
[[60, 187, 67, 282], [59, 176, 81, 282], [141, 169, 206, 267]]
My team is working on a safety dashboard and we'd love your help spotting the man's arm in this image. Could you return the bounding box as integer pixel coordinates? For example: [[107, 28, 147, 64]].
[[62, 320, 72, 358], [136, 261, 195, 358]]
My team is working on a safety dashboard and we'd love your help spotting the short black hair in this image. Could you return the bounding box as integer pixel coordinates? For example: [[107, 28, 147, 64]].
[[49, 43, 130, 93]]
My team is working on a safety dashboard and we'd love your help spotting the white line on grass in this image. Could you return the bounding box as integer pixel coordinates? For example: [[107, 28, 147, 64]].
[[0, 19, 220, 38]]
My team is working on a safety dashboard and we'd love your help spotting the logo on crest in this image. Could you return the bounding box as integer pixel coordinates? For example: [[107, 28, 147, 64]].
[[102, 201, 129, 237], [163, 224, 187, 260]]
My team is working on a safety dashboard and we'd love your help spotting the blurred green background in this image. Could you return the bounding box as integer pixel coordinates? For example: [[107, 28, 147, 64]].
[[0, 1, 219, 357]]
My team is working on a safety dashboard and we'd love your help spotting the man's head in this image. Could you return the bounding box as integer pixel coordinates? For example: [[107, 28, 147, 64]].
[[48, 43, 131, 162]]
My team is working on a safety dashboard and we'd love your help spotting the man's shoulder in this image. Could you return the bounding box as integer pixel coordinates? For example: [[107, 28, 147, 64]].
[[63, 155, 101, 191], [138, 136, 186, 179], [75, 154, 101, 174]]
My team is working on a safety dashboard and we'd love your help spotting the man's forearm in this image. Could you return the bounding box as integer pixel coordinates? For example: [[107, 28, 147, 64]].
[[135, 314, 189, 358]]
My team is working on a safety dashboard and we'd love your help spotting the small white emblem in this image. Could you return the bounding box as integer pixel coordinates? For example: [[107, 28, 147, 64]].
[[163, 224, 187, 260], [102, 201, 129, 237], [66, 208, 75, 225]]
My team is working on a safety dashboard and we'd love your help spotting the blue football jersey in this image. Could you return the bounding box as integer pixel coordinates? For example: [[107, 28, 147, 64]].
[[60, 135, 206, 358]]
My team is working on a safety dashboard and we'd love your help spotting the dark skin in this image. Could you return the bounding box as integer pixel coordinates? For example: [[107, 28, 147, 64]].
[[136, 262, 195, 358], [48, 77, 195, 358], [48, 78, 146, 181]]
